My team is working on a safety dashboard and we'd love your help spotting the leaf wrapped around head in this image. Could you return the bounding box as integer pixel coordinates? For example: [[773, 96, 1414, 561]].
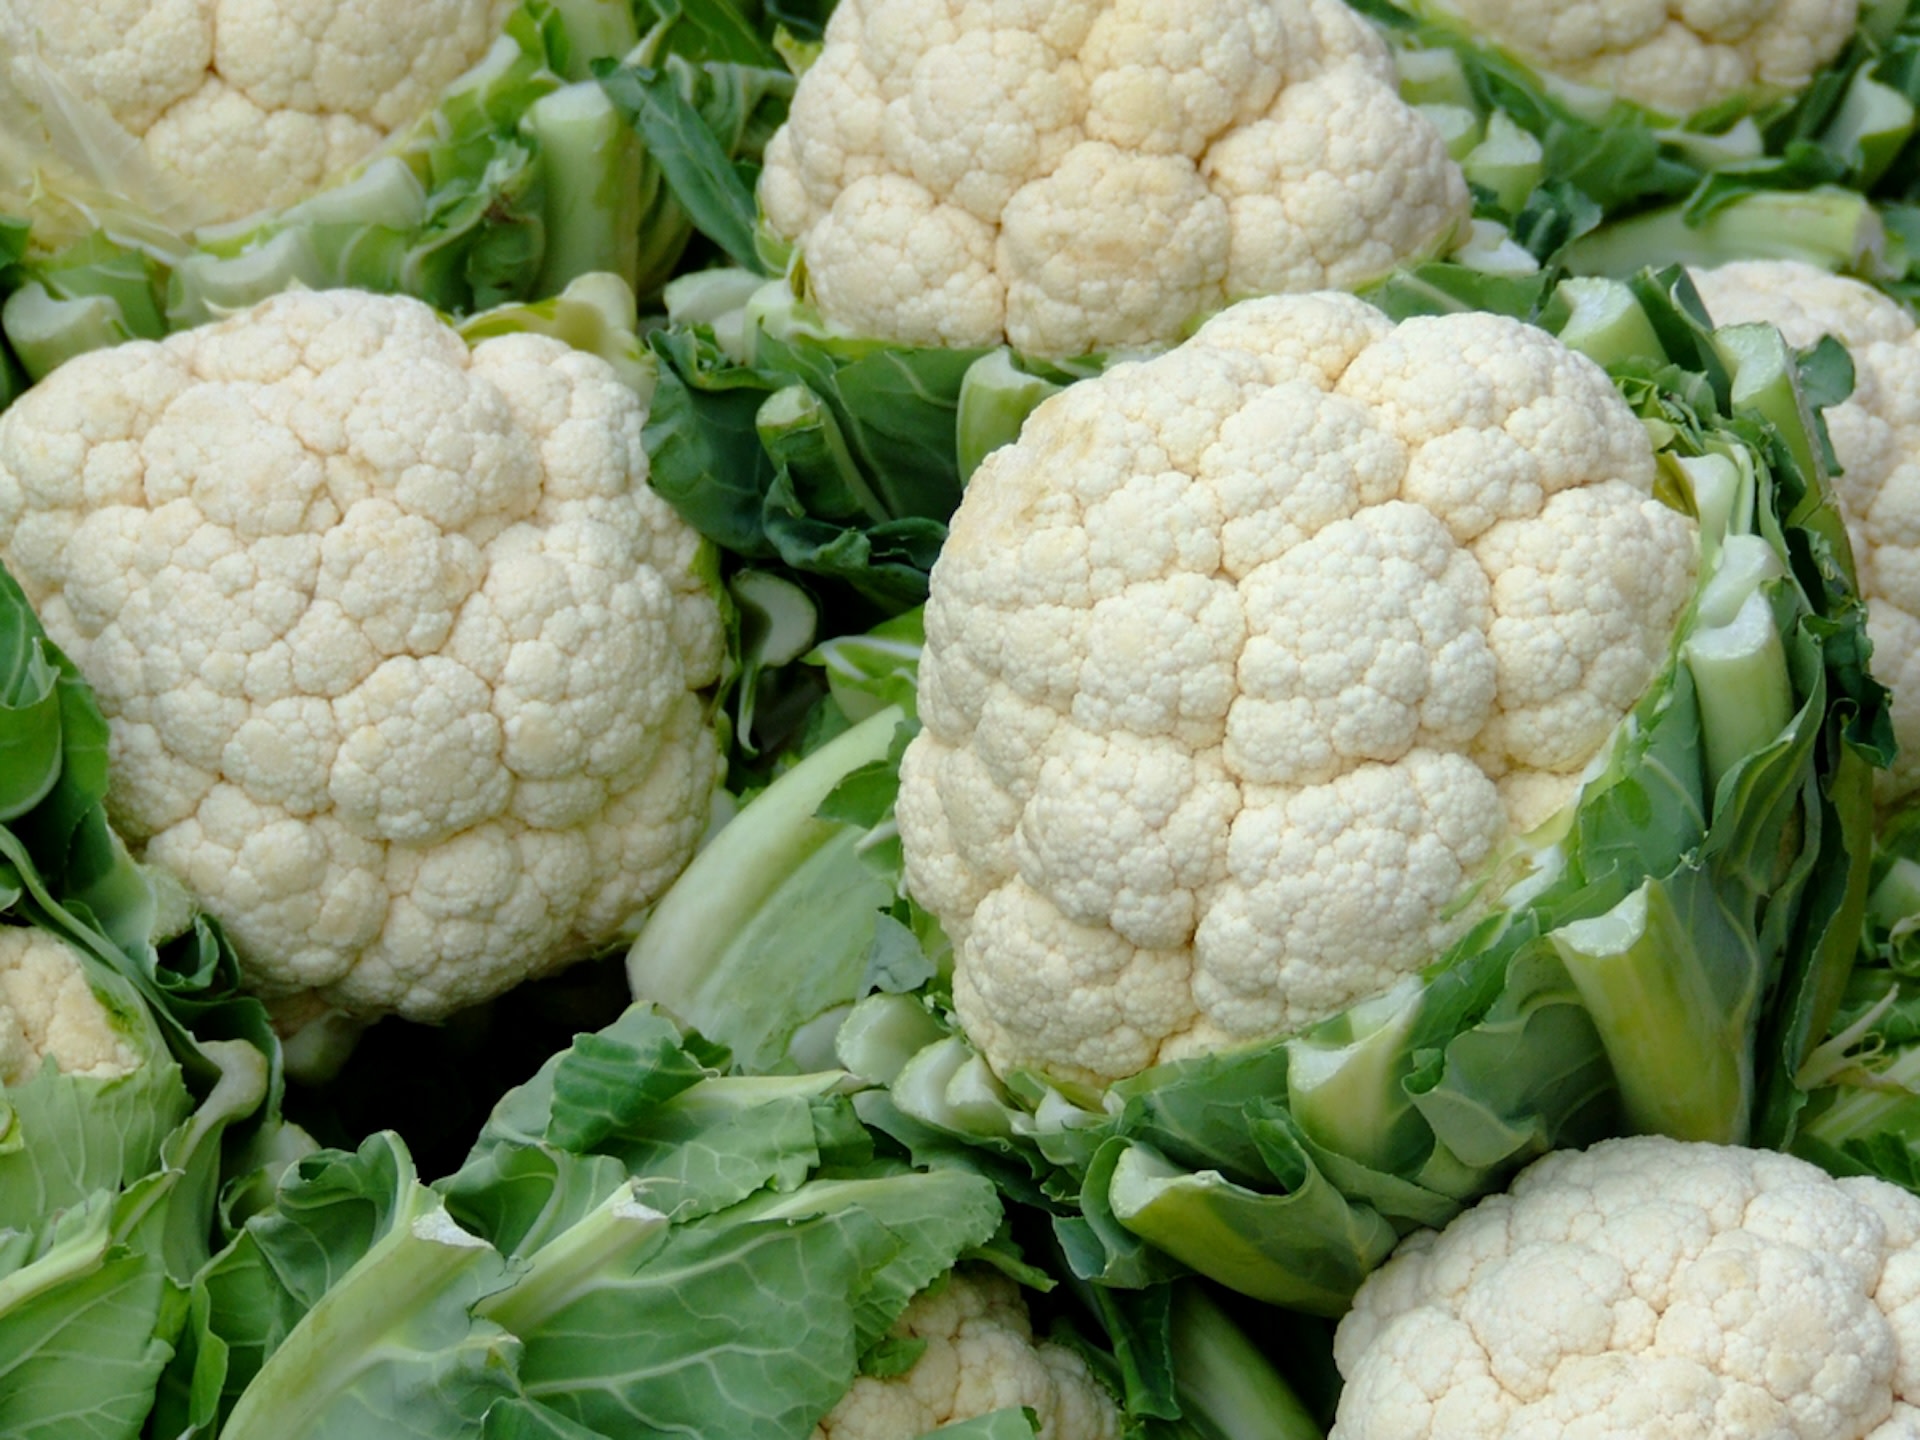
[[631, 267, 1884, 1321]]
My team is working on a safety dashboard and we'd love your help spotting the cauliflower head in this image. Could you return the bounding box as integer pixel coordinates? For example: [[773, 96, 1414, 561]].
[[1331, 1135, 1920, 1439], [1688, 259, 1920, 807], [0, 925, 142, 1082], [1, 0, 517, 223], [895, 292, 1696, 1089], [812, 1267, 1121, 1440], [1416, 0, 1857, 119], [757, 0, 1471, 359], [0, 288, 726, 1022]]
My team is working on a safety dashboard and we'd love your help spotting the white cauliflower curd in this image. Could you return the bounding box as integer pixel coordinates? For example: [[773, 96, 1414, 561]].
[[812, 1268, 1121, 1440], [0, 288, 725, 1023], [1412, 0, 1858, 119], [1688, 259, 1920, 806], [1331, 1135, 1920, 1439], [895, 292, 1696, 1089], [0, 925, 141, 1082], [0, 0, 517, 223], [757, 0, 1472, 358]]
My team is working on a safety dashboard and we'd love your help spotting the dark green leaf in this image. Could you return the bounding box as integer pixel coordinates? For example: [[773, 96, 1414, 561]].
[[861, 911, 936, 997], [596, 62, 768, 273]]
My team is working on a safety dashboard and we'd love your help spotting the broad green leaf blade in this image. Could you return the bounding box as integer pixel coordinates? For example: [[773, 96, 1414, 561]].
[[481, 1398, 612, 1440], [474, 1007, 716, 1156], [643, 297, 980, 614], [0, 1201, 174, 1440], [717, 1168, 1005, 1349], [504, 1208, 887, 1440], [543, 1024, 717, 1155], [439, 1144, 633, 1263], [645, 326, 785, 557], [0, 1038, 270, 1440], [213, 1138, 522, 1440]]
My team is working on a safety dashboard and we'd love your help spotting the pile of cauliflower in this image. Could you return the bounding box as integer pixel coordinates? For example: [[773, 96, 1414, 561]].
[[9, 1, 1920, 1437]]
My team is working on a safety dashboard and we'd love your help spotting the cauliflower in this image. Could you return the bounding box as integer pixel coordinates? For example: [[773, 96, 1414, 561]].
[[1688, 259, 1920, 807], [895, 291, 1696, 1089], [812, 1268, 1121, 1440], [0, 924, 141, 1082], [1410, 0, 1858, 119], [0, 0, 517, 224], [1330, 1135, 1920, 1439], [756, 0, 1472, 358], [0, 288, 725, 1023]]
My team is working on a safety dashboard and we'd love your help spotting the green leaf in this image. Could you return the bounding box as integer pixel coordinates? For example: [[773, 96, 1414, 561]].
[[480, 1398, 611, 1440], [0, 1198, 174, 1440], [1796, 333, 1857, 413], [503, 1208, 887, 1440], [723, 1168, 1006, 1350], [595, 61, 768, 274], [817, 760, 903, 829], [643, 302, 978, 613], [543, 1022, 718, 1155], [862, 912, 937, 996], [806, 608, 925, 722], [1103, 1140, 1398, 1319], [604, 1075, 839, 1218], [211, 1137, 522, 1440], [919, 1410, 1041, 1438], [636, 0, 781, 67], [0, 574, 71, 822], [1408, 953, 1616, 1176], [645, 327, 785, 557], [438, 1145, 632, 1263], [861, 1335, 930, 1379], [627, 707, 905, 1073], [474, 1007, 716, 1155]]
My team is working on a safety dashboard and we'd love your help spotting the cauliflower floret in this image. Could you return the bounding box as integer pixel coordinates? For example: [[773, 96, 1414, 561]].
[[1417, 0, 1857, 118], [1688, 259, 1920, 807], [811, 1268, 1122, 1440], [2, 0, 518, 222], [1331, 1135, 1920, 1439], [896, 293, 1695, 1088], [759, 0, 1471, 358], [0, 925, 141, 1082], [0, 289, 725, 1022]]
